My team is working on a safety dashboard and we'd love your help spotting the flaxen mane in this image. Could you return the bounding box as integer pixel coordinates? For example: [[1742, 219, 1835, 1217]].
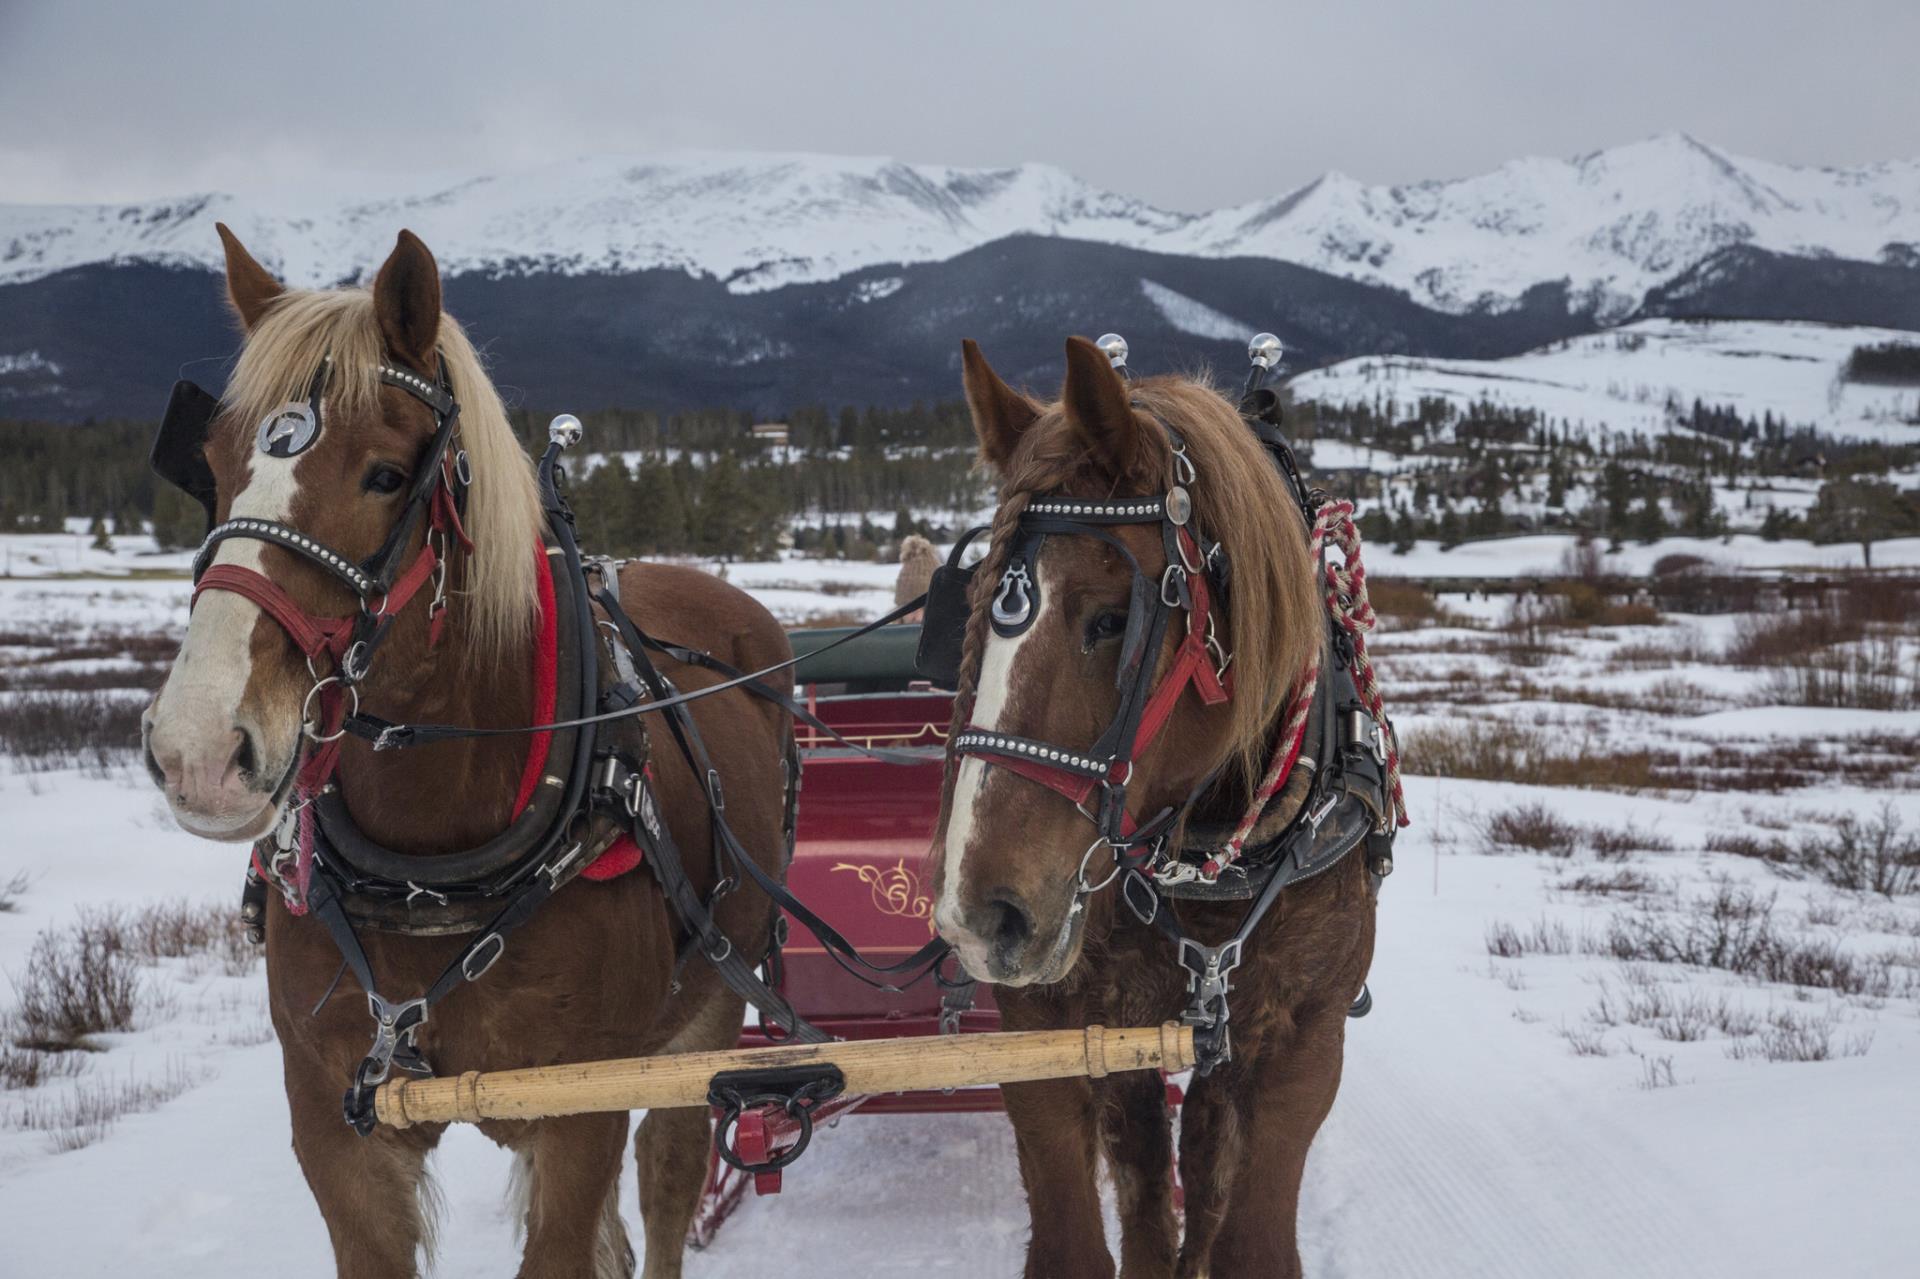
[[950, 372, 1321, 790], [224, 288, 542, 661]]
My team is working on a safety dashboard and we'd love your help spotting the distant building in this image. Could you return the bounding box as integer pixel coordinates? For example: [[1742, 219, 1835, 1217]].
[[749, 422, 790, 446]]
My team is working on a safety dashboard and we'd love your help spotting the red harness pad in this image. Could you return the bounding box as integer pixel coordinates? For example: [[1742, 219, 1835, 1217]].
[[509, 545, 642, 881]]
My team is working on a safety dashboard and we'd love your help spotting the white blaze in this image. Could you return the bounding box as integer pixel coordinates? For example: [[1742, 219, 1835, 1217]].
[[149, 442, 305, 743], [934, 562, 1053, 940]]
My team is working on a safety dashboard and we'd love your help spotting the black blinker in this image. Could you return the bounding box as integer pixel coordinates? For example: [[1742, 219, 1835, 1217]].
[[913, 525, 990, 689], [152, 380, 222, 531]]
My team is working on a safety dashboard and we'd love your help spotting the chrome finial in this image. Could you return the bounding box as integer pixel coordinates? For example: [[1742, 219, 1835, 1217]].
[[1095, 333, 1129, 371], [547, 414, 583, 448], [1247, 333, 1284, 371]]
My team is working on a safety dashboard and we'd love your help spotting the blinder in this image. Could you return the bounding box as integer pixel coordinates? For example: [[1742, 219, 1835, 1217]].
[[913, 525, 989, 689], [153, 380, 223, 532]]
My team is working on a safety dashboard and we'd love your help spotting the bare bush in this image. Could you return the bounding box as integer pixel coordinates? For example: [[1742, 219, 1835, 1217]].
[[1560, 869, 1657, 896], [10, 918, 142, 1050], [7, 1060, 203, 1152], [1710, 806, 1919, 896], [1724, 1006, 1875, 1064], [1481, 804, 1582, 856], [1804, 805, 1920, 897], [0, 1033, 86, 1090], [1367, 579, 1473, 629], [0, 690, 145, 768], [1586, 821, 1674, 858], [1557, 1023, 1610, 1057], [1637, 1054, 1678, 1089], [0, 869, 31, 913], [1726, 609, 1863, 666], [1486, 917, 1578, 958]]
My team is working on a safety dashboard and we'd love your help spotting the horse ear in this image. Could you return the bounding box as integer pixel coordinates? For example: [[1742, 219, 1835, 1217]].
[[961, 339, 1040, 471], [1061, 335, 1146, 477], [372, 230, 442, 371], [215, 223, 283, 331]]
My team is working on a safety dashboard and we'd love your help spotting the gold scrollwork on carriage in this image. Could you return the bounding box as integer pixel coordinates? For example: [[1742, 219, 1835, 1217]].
[[831, 859, 934, 935]]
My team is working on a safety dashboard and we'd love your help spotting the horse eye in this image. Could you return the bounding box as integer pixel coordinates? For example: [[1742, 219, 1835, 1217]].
[[1084, 610, 1128, 650], [364, 465, 408, 495]]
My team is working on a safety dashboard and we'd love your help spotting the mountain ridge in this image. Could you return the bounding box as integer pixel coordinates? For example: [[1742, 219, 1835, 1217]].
[[7, 135, 1919, 317]]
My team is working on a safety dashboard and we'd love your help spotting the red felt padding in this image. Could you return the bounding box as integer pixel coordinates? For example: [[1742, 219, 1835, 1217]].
[[509, 544, 642, 880]]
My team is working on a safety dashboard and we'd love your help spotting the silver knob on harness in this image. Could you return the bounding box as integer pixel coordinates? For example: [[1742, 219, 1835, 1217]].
[[1095, 333, 1129, 371], [548, 414, 583, 448], [1247, 332, 1284, 371]]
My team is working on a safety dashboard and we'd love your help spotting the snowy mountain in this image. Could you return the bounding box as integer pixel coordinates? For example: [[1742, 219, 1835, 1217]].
[[1174, 133, 1920, 320], [5, 135, 1919, 317]]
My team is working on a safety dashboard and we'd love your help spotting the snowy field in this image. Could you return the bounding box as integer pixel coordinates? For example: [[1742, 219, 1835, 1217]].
[[2, 541, 1917, 1276], [1293, 319, 1920, 445]]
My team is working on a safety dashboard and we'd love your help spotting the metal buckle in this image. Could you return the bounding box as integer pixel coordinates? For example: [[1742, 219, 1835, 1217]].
[[341, 640, 372, 683], [1304, 792, 1338, 833], [1121, 869, 1161, 924], [1160, 563, 1188, 609], [461, 933, 506, 981]]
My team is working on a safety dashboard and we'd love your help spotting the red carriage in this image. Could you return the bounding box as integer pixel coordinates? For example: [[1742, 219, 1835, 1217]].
[[688, 622, 1189, 1242]]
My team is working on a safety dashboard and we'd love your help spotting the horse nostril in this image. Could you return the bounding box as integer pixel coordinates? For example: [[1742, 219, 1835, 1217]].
[[233, 729, 258, 783], [983, 893, 1034, 955]]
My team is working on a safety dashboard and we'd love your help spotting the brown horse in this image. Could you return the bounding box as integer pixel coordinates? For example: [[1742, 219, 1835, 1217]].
[[141, 227, 793, 1278], [931, 337, 1380, 1278]]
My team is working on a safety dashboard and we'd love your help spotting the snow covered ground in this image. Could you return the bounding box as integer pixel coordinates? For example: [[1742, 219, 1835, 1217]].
[[1293, 319, 1920, 445], [3, 550, 1917, 1276]]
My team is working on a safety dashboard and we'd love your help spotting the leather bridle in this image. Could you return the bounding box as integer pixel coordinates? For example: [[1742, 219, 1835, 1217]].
[[185, 358, 472, 790], [950, 416, 1233, 892]]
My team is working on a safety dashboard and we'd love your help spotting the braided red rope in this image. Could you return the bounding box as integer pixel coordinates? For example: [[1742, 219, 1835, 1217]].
[[1207, 497, 1406, 878]]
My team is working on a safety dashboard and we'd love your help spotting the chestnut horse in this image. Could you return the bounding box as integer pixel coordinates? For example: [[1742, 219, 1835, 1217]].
[[142, 228, 793, 1278], [931, 337, 1379, 1278]]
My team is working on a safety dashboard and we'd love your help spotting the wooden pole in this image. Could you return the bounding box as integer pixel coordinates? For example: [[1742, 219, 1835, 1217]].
[[376, 1023, 1194, 1129]]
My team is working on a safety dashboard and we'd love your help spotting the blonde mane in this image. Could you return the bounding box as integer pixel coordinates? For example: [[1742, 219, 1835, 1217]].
[[224, 288, 542, 662], [955, 372, 1322, 792]]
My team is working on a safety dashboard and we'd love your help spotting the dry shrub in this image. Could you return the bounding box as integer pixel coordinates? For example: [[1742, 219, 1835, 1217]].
[[1638, 1055, 1679, 1089], [1508, 583, 1660, 631], [0, 870, 30, 913], [1836, 576, 1920, 627], [1710, 805, 1919, 896], [1405, 721, 1658, 790], [1589, 968, 1760, 1041], [1724, 1006, 1874, 1064], [1486, 917, 1578, 958], [1561, 869, 1657, 896], [11, 918, 141, 1050], [1587, 821, 1674, 858], [1725, 609, 1862, 666], [1481, 804, 1582, 856], [8, 1060, 203, 1152], [1598, 880, 1902, 997], [1760, 638, 1915, 711], [0, 690, 145, 768], [1557, 1023, 1610, 1057], [1367, 579, 1471, 629], [0, 1034, 86, 1090]]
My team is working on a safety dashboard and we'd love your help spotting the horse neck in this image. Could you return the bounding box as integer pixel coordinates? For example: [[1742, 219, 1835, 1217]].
[[331, 584, 537, 855]]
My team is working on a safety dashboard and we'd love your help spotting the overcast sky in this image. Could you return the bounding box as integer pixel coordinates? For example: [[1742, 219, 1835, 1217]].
[[4, 0, 1918, 211]]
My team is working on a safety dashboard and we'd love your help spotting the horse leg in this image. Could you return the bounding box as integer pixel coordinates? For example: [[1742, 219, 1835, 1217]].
[[284, 1061, 441, 1278], [634, 992, 744, 1279], [1096, 1071, 1179, 1279], [1171, 1067, 1241, 1279], [1206, 1008, 1348, 1279], [512, 1112, 635, 1279], [1003, 1074, 1114, 1279]]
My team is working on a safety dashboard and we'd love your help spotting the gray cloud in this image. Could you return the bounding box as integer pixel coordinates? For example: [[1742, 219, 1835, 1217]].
[[3, 0, 1918, 211]]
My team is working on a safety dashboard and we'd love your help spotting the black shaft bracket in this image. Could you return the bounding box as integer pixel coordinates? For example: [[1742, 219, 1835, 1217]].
[[707, 1063, 847, 1174]]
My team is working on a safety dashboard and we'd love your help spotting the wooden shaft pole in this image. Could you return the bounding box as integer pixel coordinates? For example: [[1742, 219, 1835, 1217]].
[[376, 1023, 1194, 1129]]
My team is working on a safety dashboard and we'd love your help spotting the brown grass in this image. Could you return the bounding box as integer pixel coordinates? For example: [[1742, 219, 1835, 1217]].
[[1367, 579, 1473, 629]]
